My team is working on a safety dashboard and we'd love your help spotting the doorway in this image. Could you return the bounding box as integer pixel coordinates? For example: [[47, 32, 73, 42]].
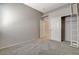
[[40, 16, 49, 42], [61, 15, 77, 42], [61, 16, 65, 41]]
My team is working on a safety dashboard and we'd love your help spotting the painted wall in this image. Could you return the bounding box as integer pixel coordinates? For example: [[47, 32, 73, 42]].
[[45, 4, 77, 42], [49, 17, 61, 41], [0, 3, 42, 48]]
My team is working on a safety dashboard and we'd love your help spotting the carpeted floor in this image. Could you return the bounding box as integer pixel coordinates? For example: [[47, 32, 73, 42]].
[[0, 39, 79, 55]]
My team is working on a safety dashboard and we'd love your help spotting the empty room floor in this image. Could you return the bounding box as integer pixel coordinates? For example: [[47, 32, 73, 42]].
[[0, 39, 79, 55]]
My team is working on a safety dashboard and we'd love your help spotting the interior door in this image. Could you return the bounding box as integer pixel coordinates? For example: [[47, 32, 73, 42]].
[[40, 17, 49, 41], [65, 16, 77, 42]]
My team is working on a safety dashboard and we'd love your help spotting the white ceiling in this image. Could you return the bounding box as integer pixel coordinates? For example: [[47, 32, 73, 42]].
[[26, 3, 70, 13]]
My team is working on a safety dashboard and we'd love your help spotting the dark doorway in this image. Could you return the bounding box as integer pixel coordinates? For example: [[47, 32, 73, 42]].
[[61, 16, 65, 41]]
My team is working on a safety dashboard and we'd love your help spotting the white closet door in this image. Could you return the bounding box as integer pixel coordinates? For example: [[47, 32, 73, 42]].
[[65, 16, 77, 41]]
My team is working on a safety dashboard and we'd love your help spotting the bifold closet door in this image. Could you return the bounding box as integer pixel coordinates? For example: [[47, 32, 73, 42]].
[[65, 16, 77, 42]]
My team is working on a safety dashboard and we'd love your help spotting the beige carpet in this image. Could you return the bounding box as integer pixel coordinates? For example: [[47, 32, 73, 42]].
[[0, 39, 79, 55]]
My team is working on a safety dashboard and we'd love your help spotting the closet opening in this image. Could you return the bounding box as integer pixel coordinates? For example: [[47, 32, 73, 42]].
[[61, 15, 77, 42]]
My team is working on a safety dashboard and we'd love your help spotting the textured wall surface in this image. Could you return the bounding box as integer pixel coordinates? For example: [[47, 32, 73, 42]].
[[0, 3, 42, 49]]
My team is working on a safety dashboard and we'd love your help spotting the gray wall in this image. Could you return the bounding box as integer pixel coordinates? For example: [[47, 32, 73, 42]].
[[0, 3, 42, 48]]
